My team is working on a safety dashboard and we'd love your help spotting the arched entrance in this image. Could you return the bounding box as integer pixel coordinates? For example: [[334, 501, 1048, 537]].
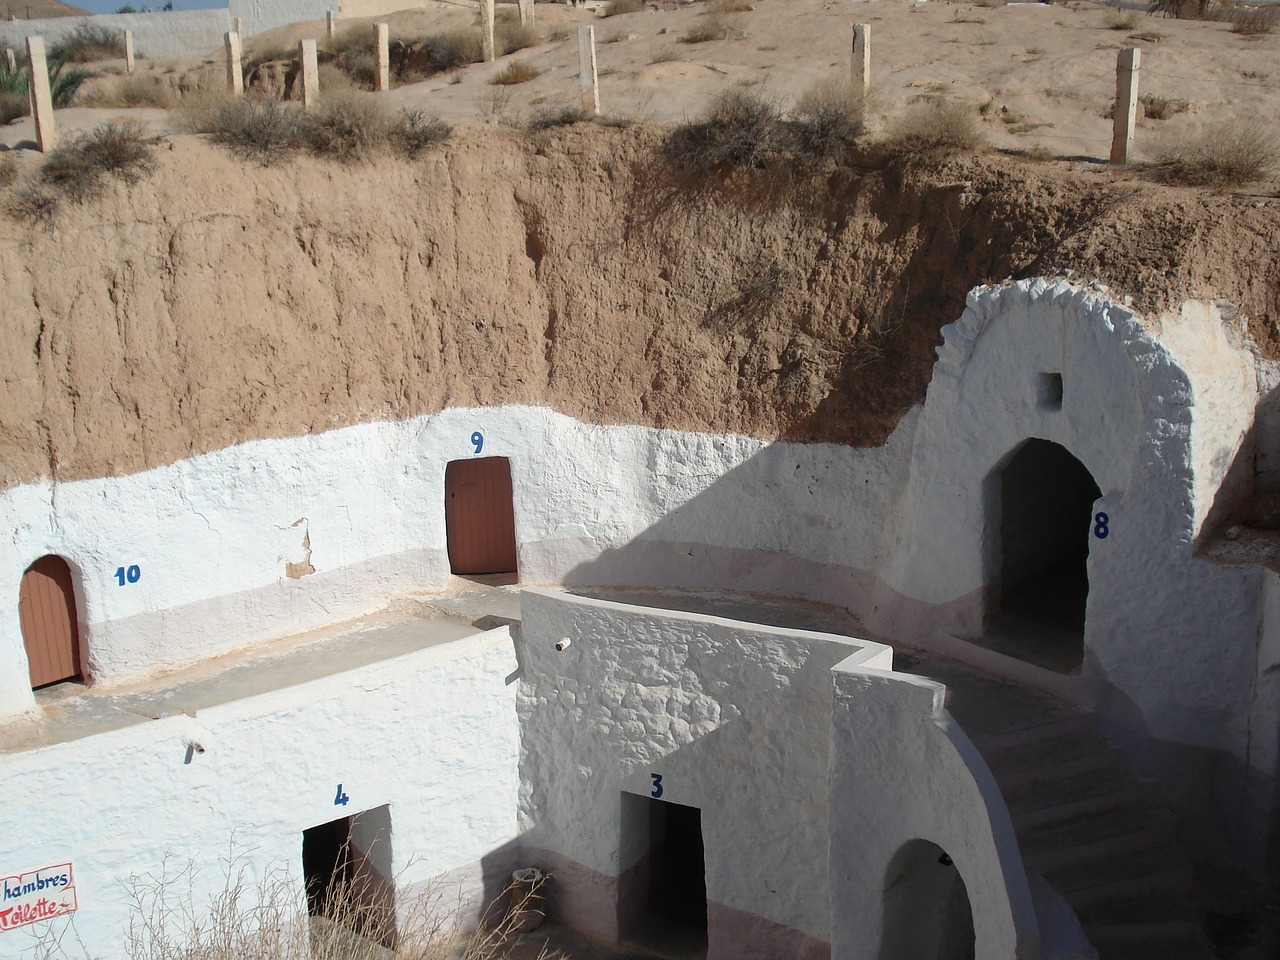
[[19, 555, 83, 689], [990, 439, 1101, 672], [881, 840, 975, 960]]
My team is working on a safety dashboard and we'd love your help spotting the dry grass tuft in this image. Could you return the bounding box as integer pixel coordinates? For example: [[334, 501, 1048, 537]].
[[491, 60, 540, 85], [649, 45, 681, 63], [0, 154, 18, 188], [307, 89, 392, 161], [1230, 6, 1274, 34], [529, 105, 591, 130], [81, 73, 175, 109], [498, 21, 541, 55], [1105, 10, 1141, 29], [204, 97, 311, 164], [601, 0, 646, 16], [679, 13, 741, 43], [391, 109, 453, 158], [791, 76, 866, 162], [884, 99, 986, 158], [1139, 93, 1189, 119], [1149, 116, 1279, 185], [710, 0, 755, 11], [50, 23, 125, 62]]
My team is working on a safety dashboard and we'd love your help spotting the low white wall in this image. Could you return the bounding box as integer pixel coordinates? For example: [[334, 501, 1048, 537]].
[[829, 665, 1037, 960], [516, 588, 891, 959], [0, 628, 520, 960], [0, 9, 229, 60], [229, 0, 334, 37]]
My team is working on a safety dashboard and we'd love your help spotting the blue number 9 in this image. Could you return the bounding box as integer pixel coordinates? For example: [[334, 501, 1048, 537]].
[[471, 431, 484, 455]]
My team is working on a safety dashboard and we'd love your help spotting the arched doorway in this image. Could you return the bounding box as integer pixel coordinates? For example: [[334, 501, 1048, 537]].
[[991, 439, 1101, 672], [444, 457, 518, 576], [19, 555, 83, 689], [881, 840, 975, 960]]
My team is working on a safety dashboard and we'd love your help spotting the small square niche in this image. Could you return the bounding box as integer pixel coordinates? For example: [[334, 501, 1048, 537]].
[[1037, 372, 1064, 410]]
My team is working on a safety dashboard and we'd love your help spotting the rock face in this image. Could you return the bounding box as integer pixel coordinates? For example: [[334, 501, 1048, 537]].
[[1, 123, 1277, 490]]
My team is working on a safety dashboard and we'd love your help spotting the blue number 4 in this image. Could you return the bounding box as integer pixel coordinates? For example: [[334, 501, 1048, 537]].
[[334, 784, 350, 806]]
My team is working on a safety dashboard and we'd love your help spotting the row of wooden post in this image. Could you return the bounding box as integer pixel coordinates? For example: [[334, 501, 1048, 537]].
[[16, 14, 1141, 163]]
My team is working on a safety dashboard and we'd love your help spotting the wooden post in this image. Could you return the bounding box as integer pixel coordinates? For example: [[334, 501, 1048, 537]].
[[852, 23, 870, 97], [327, 10, 337, 38], [300, 38, 318, 110], [374, 22, 390, 92], [578, 24, 599, 116], [25, 35, 55, 152], [124, 29, 134, 73], [481, 0, 495, 62], [225, 30, 243, 95], [1110, 46, 1140, 166], [518, 0, 534, 26]]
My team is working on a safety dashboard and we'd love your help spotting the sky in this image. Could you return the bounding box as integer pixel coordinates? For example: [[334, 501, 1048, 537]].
[[74, 0, 224, 12]]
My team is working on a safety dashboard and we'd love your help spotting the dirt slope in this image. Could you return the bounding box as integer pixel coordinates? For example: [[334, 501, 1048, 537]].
[[1, 1, 89, 17], [0, 123, 1277, 489]]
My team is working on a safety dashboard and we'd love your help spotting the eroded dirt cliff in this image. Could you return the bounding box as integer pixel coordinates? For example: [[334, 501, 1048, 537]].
[[2, 123, 1278, 488]]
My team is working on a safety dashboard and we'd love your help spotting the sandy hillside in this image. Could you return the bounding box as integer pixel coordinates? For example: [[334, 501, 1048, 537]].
[[1, 0, 88, 17], [0, 0, 1276, 488]]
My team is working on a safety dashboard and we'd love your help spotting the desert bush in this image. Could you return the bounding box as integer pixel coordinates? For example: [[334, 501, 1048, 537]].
[[390, 109, 452, 157], [1149, 0, 1215, 18], [0, 154, 17, 188], [790, 76, 865, 162], [680, 13, 740, 43], [498, 20, 541, 55], [0, 90, 24, 124], [883, 99, 986, 158], [1105, 10, 1140, 29], [650, 45, 681, 63], [40, 121, 157, 202], [1139, 93, 1188, 119], [206, 97, 310, 164], [421, 30, 484, 72], [318, 62, 356, 92], [308, 89, 391, 161], [82, 73, 175, 108], [171, 87, 234, 134], [50, 23, 126, 62], [668, 88, 782, 172], [1230, 6, 1274, 34], [491, 60, 540, 84], [710, 0, 755, 10], [1149, 116, 1279, 184], [529, 105, 589, 130], [602, 0, 646, 16]]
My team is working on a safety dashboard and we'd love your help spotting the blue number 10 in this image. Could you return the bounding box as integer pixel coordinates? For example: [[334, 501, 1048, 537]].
[[114, 565, 141, 586]]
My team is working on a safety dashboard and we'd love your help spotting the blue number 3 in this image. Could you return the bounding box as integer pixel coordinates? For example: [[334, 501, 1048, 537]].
[[650, 774, 663, 799]]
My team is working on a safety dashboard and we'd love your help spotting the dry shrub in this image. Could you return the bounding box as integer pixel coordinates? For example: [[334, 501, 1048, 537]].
[[41, 121, 157, 202], [391, 109, 452, 157], [710, 0, 755, 10], [205, 97, 311, 164], [791, 76, 865, 162], [318, 62, 356, 92], [498, 20, 541, 55], [650, 45, 681, 63], [0, 154, 17, 188], [602, 0, 646, 17], [0, 90, 25, 124], [308, 89, 391, 161], [1230, 7, 1274, 34], [50, 23, 125, 62], [1150, 116, 1279, 185], [172, 87, 235, 134], [680, 13, 741, 43], [668, 88, 781, 172], [529, 105, 590, 130], [1105, 10, 1141, 28], [1139, 93, 1189, 119], [1149, 0, 1215, 18], [491, 60, 540, 85], [82, 73, 175, 108], [884, 99, 986, 158]]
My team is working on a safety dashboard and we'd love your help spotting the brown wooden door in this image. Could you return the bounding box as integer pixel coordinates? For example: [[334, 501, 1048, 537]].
[[445, 457, 518, 575], [19, 556, 82, 689]]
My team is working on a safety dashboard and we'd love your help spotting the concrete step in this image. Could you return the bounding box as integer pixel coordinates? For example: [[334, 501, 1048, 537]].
[[1008, 766, 1147, 833], [972, 712, 1097, 756], [996, 744, 1128, 800], [1021, 805, 1179, 875], [983, 727, 1113, 778], [1049, 844, 1194, 914]]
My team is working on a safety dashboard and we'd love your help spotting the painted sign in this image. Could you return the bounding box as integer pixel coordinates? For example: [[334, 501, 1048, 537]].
[[0, 863, 76, 932]]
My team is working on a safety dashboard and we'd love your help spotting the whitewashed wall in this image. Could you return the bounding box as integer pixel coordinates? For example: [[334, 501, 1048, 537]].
[[516, 588, 893, 960], [0, 280, 1268, 864], [0, 629, 520, 960], [0, 10, 230, 60]]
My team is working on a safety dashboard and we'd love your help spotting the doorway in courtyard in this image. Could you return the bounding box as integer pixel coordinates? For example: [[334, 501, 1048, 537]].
[[988, 438, 1101, 673], [302, 804, 395, 949], [445, 457, 518, 577], [619, 793, 708, 957], [19, 555, 82, 690], [881, 840, 975, 960]]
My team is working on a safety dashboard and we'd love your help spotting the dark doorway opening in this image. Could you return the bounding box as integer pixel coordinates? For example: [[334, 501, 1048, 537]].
[[881, 841, 975, 960], [19, 555, 82, 690], [444, 457, 518, 577], [619, 793, 708, 957], [302, 805, 395, 949], [988, 438, 1101, 673]]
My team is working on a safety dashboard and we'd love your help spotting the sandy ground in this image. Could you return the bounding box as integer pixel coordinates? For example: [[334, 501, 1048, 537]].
[[7, 0, 1277, 166]]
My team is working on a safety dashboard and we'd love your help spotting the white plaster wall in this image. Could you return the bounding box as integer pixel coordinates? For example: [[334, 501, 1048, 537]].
[[516, 588, 892, 953], [228, 0, 333, 37], [0, 628, 519, 960], [0, 10, 230, 60], [829, 665, 1036, 960]]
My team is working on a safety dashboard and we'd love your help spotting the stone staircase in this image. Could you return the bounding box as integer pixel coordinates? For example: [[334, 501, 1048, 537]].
[[971, 714, 1213, 960]]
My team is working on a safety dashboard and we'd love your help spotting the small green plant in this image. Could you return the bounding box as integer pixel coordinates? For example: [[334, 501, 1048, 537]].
[[602, 0, 646, 16], [491, 60, 540, 85], [680, 13, 740, 43], [1149, 116, 1279, 185], [50, 23, 126, 62], [884, 99, 986, 158]]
